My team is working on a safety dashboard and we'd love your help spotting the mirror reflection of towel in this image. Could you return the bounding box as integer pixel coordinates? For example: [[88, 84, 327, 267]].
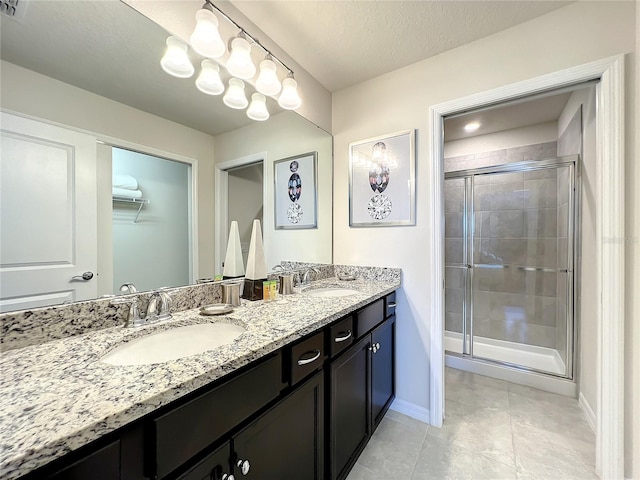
[[112, 187, 142, 199], [112, 174, 139, 190]]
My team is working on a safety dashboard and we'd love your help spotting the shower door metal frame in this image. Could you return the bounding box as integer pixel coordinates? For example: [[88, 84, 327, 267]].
[[445, 155, 580, 380]]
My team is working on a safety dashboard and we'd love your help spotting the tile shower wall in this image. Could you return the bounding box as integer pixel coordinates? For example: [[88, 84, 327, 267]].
[[445, 141, 561, 350]]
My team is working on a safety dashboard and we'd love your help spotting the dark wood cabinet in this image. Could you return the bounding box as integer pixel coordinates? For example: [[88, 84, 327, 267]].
[[328, 335, 370, 480], [371, 315, 395, 431], [177, 443, 232, 480], [48, 440, 120, 480], [232, 371, 324, 479], [329, 298, 396, 480]]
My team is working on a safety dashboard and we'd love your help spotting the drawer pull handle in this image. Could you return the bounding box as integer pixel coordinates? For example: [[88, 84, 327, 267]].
[[388, 302, 397, 308], [297, 349, 321, 365], [334, 330, 352, 343]]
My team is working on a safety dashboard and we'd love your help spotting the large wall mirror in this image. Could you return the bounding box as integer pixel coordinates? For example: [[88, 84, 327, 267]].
[[0, 0, 332, 313]]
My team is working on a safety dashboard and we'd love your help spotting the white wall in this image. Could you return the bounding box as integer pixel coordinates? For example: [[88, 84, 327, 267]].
[[0, 60, 217, 279], [444, 121, 557, 158], [557, 87, 598, 419], [112, 149, 190, 292], [331, 2, 637, 474], [214, 112, 333, 270]]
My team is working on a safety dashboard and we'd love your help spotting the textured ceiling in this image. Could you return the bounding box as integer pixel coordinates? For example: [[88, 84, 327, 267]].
[[1, 0, 574, 136], [231, 1, 572, 92]]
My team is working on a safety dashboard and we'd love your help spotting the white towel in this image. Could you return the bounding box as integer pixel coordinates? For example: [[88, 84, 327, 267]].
[[112, 174, 139, 191], [112, 187, 143, 199]]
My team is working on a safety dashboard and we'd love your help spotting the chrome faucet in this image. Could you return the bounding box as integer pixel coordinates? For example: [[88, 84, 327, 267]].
[[111, 290, 172, 327], [111, 296, 144, 328], [301, 267, 320, 285], [146, 291, 172, 323]]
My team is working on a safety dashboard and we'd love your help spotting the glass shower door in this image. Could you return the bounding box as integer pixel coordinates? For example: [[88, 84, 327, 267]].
[[470, 163, 574, 377], [444, 158, 577, 379]]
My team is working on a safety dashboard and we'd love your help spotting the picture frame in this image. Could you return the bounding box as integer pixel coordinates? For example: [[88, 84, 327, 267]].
[[349, 130, 415, 226], [274, 152, 318, 229]]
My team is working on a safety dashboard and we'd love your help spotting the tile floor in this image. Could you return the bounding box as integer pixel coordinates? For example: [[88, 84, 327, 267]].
[[346, 367, 597, 479]]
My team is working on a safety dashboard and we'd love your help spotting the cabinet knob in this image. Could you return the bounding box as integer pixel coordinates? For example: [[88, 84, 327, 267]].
[[369, 344, 377, 353], [222, 474, 235, 480], [236, 459, 250, 475]]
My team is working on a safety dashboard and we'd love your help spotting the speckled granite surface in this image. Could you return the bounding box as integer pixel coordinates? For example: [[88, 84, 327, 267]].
[[0, 282, 224, 352], [0, 274, 400, 480]]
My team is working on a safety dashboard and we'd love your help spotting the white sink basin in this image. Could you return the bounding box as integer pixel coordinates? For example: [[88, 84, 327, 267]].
[[305, 288, 358, 298], [101, 322, 246, 366]]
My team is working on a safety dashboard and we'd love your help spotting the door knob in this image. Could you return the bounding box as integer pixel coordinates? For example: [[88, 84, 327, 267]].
[[71, 271, 94, 281]]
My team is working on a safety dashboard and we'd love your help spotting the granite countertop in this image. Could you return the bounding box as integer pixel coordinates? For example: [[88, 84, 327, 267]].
[[0, 277, 399, 480]]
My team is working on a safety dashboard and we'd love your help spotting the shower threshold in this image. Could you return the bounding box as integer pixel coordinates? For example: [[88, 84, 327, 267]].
[[445, 331, 565, 375]]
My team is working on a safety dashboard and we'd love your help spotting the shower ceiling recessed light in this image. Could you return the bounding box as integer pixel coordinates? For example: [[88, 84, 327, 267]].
[[464, 122, 481, 133]]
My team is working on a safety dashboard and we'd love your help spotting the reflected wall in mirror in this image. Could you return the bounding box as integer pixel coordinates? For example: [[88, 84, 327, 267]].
[[0, 1, 332, 313]]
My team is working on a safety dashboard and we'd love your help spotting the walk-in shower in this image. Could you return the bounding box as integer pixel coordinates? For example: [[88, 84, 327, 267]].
[[444, 156, 578, 382]]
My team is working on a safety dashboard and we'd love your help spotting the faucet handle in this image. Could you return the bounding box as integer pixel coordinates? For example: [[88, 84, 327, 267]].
[[111, 296, 143, 328], [157, 291, 172, 320]]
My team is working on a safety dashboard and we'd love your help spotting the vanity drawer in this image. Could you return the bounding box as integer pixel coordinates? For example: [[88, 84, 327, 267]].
[[151, 354, 281, 479], [289, 331, 326, 385], [329, 316, 354, 357], [385, 292, 397, 318], [355, 299, 384, 338]]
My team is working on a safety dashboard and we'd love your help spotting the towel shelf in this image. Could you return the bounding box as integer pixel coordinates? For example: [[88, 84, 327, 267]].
[[112, 196, 150, 223]]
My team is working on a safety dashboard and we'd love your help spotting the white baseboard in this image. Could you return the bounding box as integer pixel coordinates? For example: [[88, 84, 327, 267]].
[[389, 398, 431, 424], [578, 392, 597, 434]]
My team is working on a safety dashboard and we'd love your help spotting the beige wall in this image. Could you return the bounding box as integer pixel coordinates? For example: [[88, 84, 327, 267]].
[[331, 1, 637, 476], [557, 87, 599, 421], [0, 60, 218, 279], [214, 111, 333, 270]]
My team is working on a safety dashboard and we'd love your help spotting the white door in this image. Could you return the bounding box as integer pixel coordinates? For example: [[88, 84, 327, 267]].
[[0, 112, 97, 312]]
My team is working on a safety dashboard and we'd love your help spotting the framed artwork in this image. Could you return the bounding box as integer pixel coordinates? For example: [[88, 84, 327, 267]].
[[349, 130, 415, 226], [274, 152, 318, 229]]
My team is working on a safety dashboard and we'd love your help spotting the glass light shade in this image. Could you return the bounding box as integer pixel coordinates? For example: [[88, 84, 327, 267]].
[[196, 60, 224, 95], [160, 36, 194, 78], [190, 8, 225, 59], [247, 93, 270, 121], [223, 78, 248, 109], [278, 77, 301, 110], [255, 58, 281, 96], [226, 36, 256, 79]]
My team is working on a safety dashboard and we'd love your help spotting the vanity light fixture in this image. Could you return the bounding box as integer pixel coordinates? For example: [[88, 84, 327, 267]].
[[223, 78, 249, 109], [196, 60, 224, 95], [160, 36, 194, 78], [464, 121, 481, 133], [256, 55, 282, 96], [278, 73, 302, 110], [190, 4, 225, 59], [247, 93, 270, 121], [226, 32, 256, 80], [161, 0, 301, 121]]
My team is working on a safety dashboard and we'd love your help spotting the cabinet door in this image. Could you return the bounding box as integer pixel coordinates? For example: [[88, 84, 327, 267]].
[[232, 371, 324, 479], [329, 335, 370, 480], [371, 316, 395, 431], [177, 442, 231, 480]]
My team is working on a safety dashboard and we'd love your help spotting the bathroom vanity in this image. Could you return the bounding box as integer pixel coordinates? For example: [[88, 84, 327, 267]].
[[0, 272, 399, 480]]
